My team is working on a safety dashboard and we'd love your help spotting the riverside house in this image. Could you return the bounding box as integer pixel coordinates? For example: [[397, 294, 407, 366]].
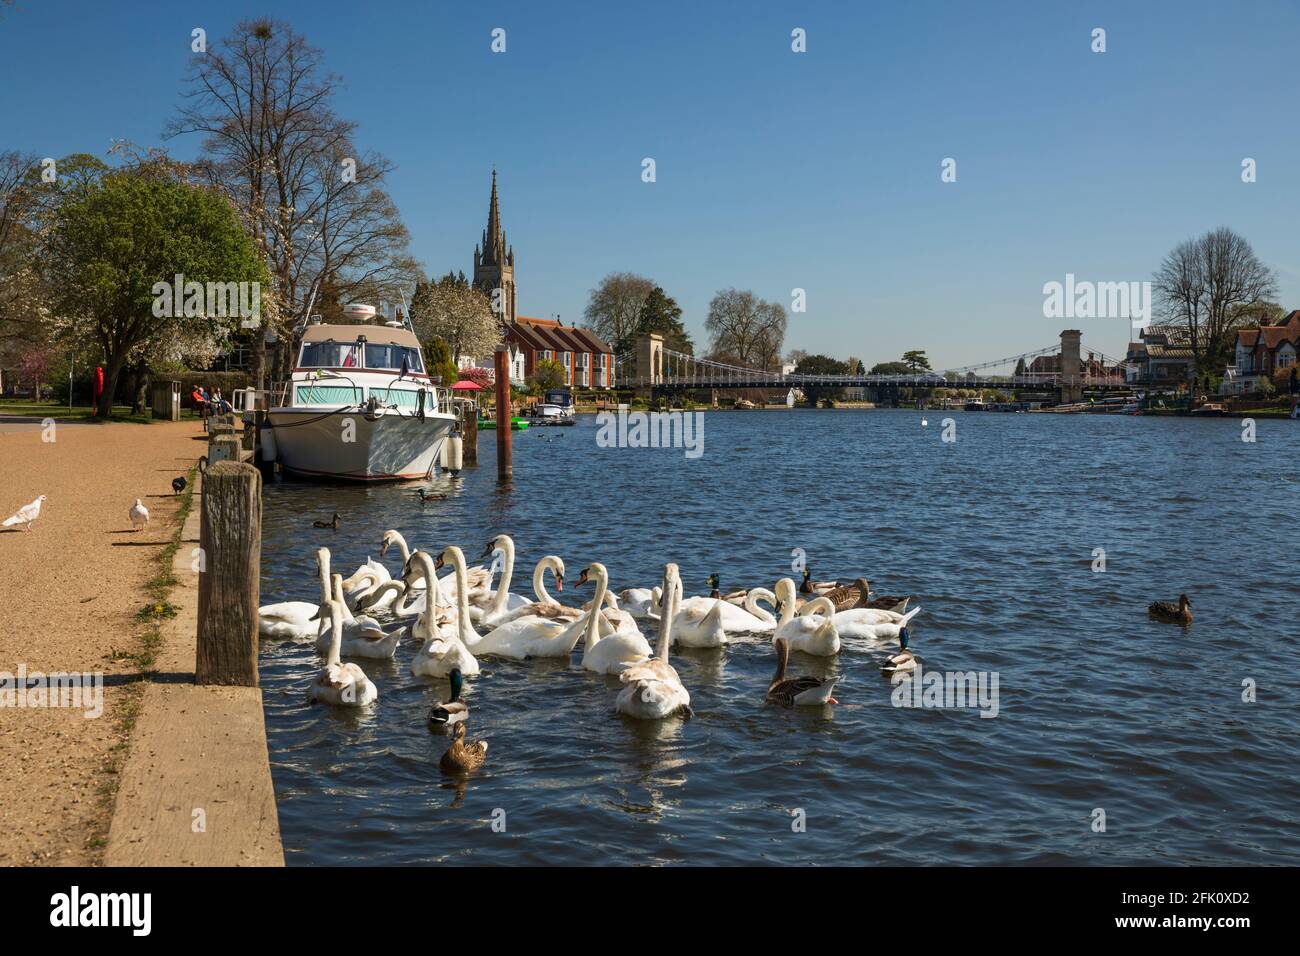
[[505, 316, 615, 389], [1228, 310, 1300, 393]]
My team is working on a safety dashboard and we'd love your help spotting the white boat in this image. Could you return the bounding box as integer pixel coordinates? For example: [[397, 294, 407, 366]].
[[265, 305, 458, 481], [528, 387, 576, 425]]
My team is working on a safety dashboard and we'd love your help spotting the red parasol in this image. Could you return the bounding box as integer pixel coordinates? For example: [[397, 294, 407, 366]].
[[451, 380, 483, 391]]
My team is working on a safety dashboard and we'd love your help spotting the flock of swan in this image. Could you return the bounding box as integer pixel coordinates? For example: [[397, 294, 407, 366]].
[[258, 531, 924, 774]]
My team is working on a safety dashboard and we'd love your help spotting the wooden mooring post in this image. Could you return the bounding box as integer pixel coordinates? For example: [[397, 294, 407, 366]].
[[493, 344, 512, 481], [461, 399, 478, 464], [196, 460, 262, 686]]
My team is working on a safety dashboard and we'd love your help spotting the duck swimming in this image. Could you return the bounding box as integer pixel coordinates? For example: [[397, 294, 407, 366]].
[[1148, 594, 1192, 626], [880, 626, 917, 675], [440, 721, 488, 775], [429, 668, 469, 728], [312, 512, 342, 530], [767, 637, 838, 707]]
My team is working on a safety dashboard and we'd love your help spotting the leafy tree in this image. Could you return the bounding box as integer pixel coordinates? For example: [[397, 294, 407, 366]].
[[902, 349, 932, 371], [410, 274, 499, 363], [527, 358, 566, 393], [423, 336, 458, 385], [636, 285, 693, 353], [793, 354, 849, 405], [870, 361, 911, 374], [41, 164, 267, 417]]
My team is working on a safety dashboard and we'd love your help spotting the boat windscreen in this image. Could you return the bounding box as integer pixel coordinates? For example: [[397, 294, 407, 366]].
[[299, 341, 362, 368], [364, 343, 424, 373]]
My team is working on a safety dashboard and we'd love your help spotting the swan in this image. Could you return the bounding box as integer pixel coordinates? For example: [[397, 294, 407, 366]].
[[491, 555, 584, 624], [678, 590, 775, 635], [466, 534, 531, 626], [768, 637, 839, 706], [404, 550, 480, 677], [578, 563, 654, 674], [773, 578, 840, 656], [313, 574, 400, 659], [670, 590, 727, 648], [619, 586, 661, 620], [341, 559, 395, 611], [832, 604, 921, 641], [308, 599, 378, 707], [438, 546, 584, 660], [616, 566, 691, 719], [379, 530, 425, 589], [258, 547, 331, 640]]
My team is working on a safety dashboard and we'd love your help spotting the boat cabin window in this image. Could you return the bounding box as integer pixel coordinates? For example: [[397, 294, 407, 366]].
[[364, 343, 424, 373], [295, 384, 362, 406], [299, 340, 362, 368]]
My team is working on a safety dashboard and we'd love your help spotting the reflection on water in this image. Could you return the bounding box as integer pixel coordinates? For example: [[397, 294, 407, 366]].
[[259, 409, 1300, 865]]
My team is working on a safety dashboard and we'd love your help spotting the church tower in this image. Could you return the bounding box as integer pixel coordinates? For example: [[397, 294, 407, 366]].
[[472, 169, 516, 326]]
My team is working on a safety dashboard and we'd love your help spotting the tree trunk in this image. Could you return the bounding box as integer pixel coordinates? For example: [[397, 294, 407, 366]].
[[131, 361, 149, 415], [97, 352, 126, 419]]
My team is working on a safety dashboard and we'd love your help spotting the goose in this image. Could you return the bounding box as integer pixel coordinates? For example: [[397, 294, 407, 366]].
[[258, 547, 332, 640], [428, 667, 469, 728], [616, 566, 692, 719], [1148, 594, 1192, 626], [440, 721, 488, 775], [467, 534, 531, 625], [767, 637, 839, 706], [832, 605, 922, 641], [308, 599, 378, 707], [577, 563, 654, 674], [314, 574, 399, 659], [404, 550, 480, 677], [822, 578, 911, 613], [773, 578, 840, 656], [438, 546, 584, 660], [881, 626, 917, 675]]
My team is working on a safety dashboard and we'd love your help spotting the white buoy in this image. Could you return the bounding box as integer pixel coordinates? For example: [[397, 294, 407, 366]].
[[443, 434, 464, 475]]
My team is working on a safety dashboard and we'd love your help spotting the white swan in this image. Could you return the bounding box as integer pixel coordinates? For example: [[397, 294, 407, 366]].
[[616, 566, 691, 719], [258, 548, 330, 640], [440, 546, 584, 660], [678, 591, 775, 635], [579, 563, 654, 674], [342, 559, 395, 611], [491, 555, 583, 625], [671, 590, 727, 648], [405, 550, 480, 678], [313, 573, 400, 659], [773, 578, 840, 656], [308, 599, 378, 707], [619, 586, 662, 620], [466, 534, 531, 626], [379, 530, 426, 589], [833, 605, 922, 641]]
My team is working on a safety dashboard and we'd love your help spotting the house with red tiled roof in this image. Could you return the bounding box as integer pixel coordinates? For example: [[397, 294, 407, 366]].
[[1230, 310, 1300, 391], [1124, 325, 1196, 385], [506, 316, 614, 388]]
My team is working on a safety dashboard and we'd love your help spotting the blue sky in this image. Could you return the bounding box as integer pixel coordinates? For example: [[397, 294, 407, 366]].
[[3, 0, 1298, 369]]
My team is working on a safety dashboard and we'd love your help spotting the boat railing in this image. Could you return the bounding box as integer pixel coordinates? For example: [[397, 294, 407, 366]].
[[232, 387, 272, 413]]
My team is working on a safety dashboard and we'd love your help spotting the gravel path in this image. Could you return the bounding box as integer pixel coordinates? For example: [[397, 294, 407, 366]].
[[0, 418, 202, 864]]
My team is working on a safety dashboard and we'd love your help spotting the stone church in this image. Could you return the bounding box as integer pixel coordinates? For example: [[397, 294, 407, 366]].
[[472, 169, 517, 325]]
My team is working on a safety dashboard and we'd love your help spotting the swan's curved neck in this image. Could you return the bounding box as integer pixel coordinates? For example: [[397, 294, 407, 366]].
[[656, 575, 679, 660], [586, 565, 609, 648], [746, 588, 777, 624], [490, 537, 516, 616], [533, 557, 558, 606], [392, 533, 411, 564], [447, 548, 479, 647], [316, 551, 331, 605], [804, 597, 835, 620], [326, 602, 343, 666], [777, 581, 797, 628], [332, 574, 357, 623]]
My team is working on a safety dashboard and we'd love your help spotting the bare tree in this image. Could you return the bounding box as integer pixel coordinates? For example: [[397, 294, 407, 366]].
[[705, 288, 787, 371], [167, 18, 419, 385], [583, 272, 654, 361], [1154, 227, 1276, 376]]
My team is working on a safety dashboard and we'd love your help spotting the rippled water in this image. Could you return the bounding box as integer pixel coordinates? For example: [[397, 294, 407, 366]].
[[259, 409, 1300, 865]]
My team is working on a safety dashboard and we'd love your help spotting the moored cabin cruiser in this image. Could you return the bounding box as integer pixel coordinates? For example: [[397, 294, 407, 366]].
[[266, 304, 458, 481]]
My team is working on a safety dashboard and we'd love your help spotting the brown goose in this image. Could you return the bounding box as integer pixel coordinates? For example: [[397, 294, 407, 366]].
[[767, 637, 839, 707], [1148, 594, 1192, 626], [440, 721, 488, 774], [819, 578, 911, 613]]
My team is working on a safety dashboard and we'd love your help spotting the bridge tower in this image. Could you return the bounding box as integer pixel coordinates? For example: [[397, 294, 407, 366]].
[[635, 332, 663, 399], [1060, 329, 1083, 404]]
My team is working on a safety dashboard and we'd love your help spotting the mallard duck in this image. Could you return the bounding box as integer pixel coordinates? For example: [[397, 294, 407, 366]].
[[799, 568, 838, 596], [767, 637, 838, 706], [415, 488, 446, 502], [312, 511, 341, 529], [707, 572, 721, 599], [880, 627, 916, 675], [1148, 594, 1192, 626], [440, 721, 488, 774], [429, 667, 469, 728]]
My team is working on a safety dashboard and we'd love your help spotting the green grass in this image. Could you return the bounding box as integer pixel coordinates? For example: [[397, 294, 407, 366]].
[[0, 397, 201, 424], [88, 462, 198, 859]]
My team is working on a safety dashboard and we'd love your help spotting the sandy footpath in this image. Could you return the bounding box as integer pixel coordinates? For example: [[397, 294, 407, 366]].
[[0, 418, 202, 864]]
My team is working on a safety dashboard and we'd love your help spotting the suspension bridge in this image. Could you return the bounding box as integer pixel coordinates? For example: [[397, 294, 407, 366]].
[[620, 330, 1133, 403]]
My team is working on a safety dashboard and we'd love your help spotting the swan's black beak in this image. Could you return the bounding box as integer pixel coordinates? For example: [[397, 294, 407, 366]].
[[555, 575, 564, 593], [576, 567, 590, 587], [434, 552, 446, 571], [479, 543, 495, 560], [775, 600, 784, 615]]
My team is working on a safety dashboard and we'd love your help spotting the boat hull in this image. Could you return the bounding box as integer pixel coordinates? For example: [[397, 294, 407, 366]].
[[266, 408, 456, 481]]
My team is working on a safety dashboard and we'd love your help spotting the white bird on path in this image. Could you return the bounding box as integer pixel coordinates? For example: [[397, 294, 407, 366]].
[[129, 498, 150, 531], [3, 495, 46, 532]]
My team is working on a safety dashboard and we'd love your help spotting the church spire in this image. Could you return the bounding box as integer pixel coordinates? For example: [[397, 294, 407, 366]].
[[484, 168, 504, 266]]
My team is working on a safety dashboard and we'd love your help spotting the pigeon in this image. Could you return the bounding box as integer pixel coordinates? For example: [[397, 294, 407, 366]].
[[129, 498, 150, 531], [2, 495, 46, 532], [172, 476, 187, 495]]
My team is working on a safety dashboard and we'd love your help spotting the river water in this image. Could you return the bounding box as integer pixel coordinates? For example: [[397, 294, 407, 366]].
[[257, 409, 1300, 865]]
